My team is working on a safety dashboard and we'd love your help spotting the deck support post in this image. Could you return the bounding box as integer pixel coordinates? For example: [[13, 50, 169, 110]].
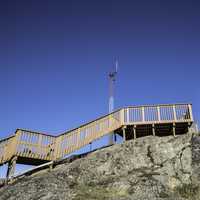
[[6, 156, 17, 179], [109, 133, 114, 146], [133, 125, 137, 140], [152, 124, 155, 136], [187, 122, 191, 134], [89, 142, 92, 151], [49, 162, 53, 171], [122, 126, 126, 142], [173, 123, 176, 137], [114, 133, 117, 143]]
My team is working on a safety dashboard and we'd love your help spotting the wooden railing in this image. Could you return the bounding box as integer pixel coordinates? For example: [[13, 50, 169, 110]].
[[15, 130, 56, 161], [0, 104, 193, 165], [56, 109, 122, 158], [0, 136, 15, 164], [124, 104, 193, 125]]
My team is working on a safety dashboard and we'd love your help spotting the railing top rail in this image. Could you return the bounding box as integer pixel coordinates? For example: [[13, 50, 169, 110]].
[[0, 135, 15, 143], [0, 109, 122, 141], [59, 108, 122, 136], [0, 103, 193, 141], [124, 103, 192, 109], [15, 129, 57, 138]]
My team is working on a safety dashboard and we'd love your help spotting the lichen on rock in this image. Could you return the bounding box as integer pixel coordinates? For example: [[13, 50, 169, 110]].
[[0, 133, 200, 200]]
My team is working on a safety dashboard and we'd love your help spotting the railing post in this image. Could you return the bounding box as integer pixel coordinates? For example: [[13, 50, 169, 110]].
[[133, 125, 137, 139], [9, 130, 21, 159], [6, 156, 17, 179], [4, 138, 14, 162], [142, 107, 145, 122], [122, 126, 126, 142], [188, 104, 194, 122], [173, 105, 177, 121], [76, 128, 81, 149], [126, 108, 130, 123], [173, 123, 176, 137], [157, 106, 161, 121], [120, 109, 125, 125], [37, 134, 43, 159], [54, 136, 62, 160], [152, 124, 155, 136]]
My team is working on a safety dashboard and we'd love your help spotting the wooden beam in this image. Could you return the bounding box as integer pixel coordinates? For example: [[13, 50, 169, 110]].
[[0, 103, 194, 169], [126, 108, 130, 123], [120, 109, 125, 124], [187, 122, 191, 134], [152, 124, 155, 136], [108, 133, 114, 146], [173, 123, 176, 137], [89, 142, 92, 151], [188, 104, 194, 122], [114, 133, 117, 143], [6, 156, 17, 179], [157, 106, 161, 121], [122, 126, 126, 142], [173, 105, 177, 121], [133, 125, 137, 140], [142, 107, 145, 122]]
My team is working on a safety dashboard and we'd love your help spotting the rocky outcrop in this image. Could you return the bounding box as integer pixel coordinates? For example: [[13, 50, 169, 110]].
[[0, 133, 200, 200]]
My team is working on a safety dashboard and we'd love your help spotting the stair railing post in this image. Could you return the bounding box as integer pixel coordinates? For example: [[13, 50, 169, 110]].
[[188, 104, 194, 122], [54, 136, 62, 160], [173, 105, 177, 121], [121, 109, 125, 125], [122, 126, 126, 142]]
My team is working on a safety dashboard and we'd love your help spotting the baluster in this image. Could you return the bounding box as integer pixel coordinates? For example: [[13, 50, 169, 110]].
[[157, 106, 161, 122], [188, 104, 193, 121], [142, 107, 145, 122], [173, 105, 177, 121]]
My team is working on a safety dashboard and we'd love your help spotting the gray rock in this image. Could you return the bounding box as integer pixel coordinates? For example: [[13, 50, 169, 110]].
[[0, 134, 200, 200]]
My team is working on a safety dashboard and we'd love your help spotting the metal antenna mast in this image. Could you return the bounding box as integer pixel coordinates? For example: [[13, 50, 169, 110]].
[[109, 60, 118, 113]]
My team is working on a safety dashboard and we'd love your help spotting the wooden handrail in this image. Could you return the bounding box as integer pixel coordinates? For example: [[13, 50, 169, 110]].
[[124, 103, 192, 108], [0, 103, 194, 165]]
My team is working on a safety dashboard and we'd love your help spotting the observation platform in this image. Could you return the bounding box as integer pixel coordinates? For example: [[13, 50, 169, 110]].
[[0, 103, 194, 178]]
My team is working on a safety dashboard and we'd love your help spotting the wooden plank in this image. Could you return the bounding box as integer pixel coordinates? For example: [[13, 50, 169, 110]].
[[157, 106, 161, 121], [133, 125, 137, 139], [142, 107, 145, 122], [188, 104, 194, 122], [0, 103, 193, 166], [123, 127, 126, 142], [173, 105, 177, 121], [173, 123, 176, 137], [152, 124, 155, 136]]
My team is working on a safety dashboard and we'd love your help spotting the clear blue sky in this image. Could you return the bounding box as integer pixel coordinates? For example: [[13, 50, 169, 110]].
[[0, 0, 200, 138]]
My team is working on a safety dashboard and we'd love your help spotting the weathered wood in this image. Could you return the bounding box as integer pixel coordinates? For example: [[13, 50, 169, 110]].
[[114, 133, 117, 143], [6, 156, 17, 178], [173, 123, 176, 137], [188, 104, 194, 122], [173, 105, 177, 121], [0, 103, 194, 169], [133, 125, 137, 139], [152, 124, 155, 136], [122, 127, 126, 142], [142, 107, 145, 122], [157, 106, 161, 121]]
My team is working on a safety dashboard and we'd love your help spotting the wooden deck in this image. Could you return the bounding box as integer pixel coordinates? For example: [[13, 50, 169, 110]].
[[0, 103, 194, 177]]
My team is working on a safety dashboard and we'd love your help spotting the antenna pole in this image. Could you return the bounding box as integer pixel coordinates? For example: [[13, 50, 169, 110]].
[[109, 61, 118, 113], [108, 61, 118, 145], [109, 77, 114, 113]]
